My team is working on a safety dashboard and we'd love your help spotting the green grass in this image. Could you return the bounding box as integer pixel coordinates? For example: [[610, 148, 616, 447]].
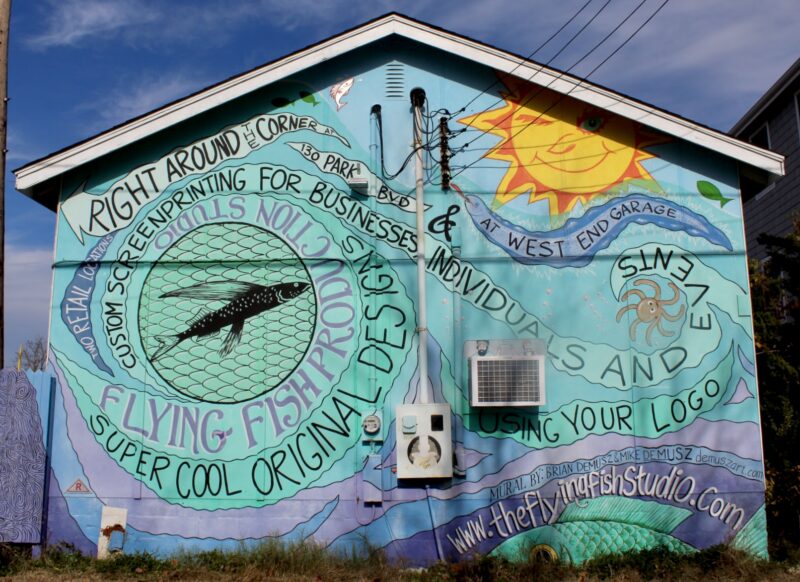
[[1, 541, 798, 581], [1, 538, 394, 580]]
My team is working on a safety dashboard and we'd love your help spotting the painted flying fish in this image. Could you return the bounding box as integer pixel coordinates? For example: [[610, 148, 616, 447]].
[[151, 280, 310, 361]]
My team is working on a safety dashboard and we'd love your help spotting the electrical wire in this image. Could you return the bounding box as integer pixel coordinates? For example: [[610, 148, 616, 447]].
[[449, 0, 598, 119], [447, 0, 670, 184], [450, 143, 635, 170], [425, 485, 445, 561], [449, 0, 649, 159], [389, 1, 667, 194], [446, 0, 613, 130], [377, 98, 445, 181], [446, 132, 616, 160], [398, 2, 667, 190], [389, 1, 610, 183], [377, 106, 415, 180], [425, 1, 654, 187], [584, 0, 670, 78], [423, 96, 451, 186]]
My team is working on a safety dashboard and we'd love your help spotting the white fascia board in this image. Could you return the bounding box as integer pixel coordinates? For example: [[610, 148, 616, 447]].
[[14, 17, 395, 193], [15, 15, 784, 194]]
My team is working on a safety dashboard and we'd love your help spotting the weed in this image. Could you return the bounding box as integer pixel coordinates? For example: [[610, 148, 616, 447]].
[[0, 544, 30, 576], [38, 542, 92, 573], [93, 551, 163, 576], [582, 545, 688, 580], [1, 539, 799, 581]]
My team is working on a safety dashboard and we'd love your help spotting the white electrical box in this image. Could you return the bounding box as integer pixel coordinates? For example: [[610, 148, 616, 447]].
[[395, 403, 453, 479], [347, 176, 369, 194]]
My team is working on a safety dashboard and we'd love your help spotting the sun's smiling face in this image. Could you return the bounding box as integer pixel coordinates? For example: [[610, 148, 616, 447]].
[[461, 79, 658, 215]]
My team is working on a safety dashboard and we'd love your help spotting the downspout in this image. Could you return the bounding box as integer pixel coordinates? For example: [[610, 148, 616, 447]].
[[369, 105, 380, 200], [368, 105, 381, 402]]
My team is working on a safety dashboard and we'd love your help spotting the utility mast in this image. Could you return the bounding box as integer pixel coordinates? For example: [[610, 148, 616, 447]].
[[411, 87, 430, 404], [0, 0, 10, 369]]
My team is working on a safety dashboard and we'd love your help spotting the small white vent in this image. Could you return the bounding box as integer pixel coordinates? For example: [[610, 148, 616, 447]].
[[385, 63, 405, 100], [470, 355, 545, 407]]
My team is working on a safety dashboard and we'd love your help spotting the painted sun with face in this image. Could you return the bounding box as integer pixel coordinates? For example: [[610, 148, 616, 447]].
[[460, 78, 661, 215]]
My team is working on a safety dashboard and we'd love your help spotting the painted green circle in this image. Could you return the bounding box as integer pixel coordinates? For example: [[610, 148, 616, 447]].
[[139, 222, 316, 403]]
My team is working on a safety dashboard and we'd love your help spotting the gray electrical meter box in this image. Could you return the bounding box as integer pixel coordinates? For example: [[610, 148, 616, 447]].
[[395, 403, 453, 479], [361, 411, 382, 441]]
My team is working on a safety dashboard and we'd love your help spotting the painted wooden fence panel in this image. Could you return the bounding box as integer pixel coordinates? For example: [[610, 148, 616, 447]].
[[0, 371, 52, 543]]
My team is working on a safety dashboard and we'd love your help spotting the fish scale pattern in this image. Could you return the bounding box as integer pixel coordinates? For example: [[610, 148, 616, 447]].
[[556, 521, 689, 559], [139, 223, 316, 403]]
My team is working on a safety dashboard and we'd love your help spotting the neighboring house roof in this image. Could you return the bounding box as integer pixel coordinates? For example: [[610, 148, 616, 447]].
[[14, 12, 786, 206], [730, 57, 800, 136]]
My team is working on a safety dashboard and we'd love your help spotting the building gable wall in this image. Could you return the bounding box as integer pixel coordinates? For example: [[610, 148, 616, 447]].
[[39, 41, 766, 563]]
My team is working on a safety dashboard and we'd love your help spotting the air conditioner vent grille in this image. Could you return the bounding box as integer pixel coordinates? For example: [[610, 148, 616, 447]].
[[470, 355, 545, 406]]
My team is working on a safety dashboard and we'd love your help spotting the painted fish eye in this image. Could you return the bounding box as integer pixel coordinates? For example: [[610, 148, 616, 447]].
[[580, 116, 604, 132]]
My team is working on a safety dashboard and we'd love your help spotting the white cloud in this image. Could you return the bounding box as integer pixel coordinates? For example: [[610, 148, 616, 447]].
[[20, 1, 800, 132], [434, 0, 611, 59], [23, 0, 398, 51], [3, 246, 53, 366], [5, 129, 41, 164], [414, 0, 800, 129], [78, 71, 211, 131], [253, 0, 398, 32], [569, 0, 800, 128], [26, 0, 159, 50]]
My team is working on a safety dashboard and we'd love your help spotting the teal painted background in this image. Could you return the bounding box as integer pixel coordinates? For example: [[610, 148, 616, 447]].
[[42, 41, 765, 563]]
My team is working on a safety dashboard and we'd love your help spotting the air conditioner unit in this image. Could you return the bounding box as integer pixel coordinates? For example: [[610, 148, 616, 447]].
[[467, 339, 546, 407]]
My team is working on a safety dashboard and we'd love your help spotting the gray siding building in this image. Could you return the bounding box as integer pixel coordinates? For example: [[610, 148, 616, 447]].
[[731, 59, 800, 260]]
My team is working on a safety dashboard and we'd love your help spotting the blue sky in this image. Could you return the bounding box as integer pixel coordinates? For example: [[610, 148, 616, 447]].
[[4, 0, 799, 365]]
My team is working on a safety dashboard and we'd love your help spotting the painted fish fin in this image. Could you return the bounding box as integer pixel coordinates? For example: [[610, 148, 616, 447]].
[[151, 335, 181, 362], [220, 319, 245, 357], [161, 280, 262, 301], [187, 308, 209, 327]]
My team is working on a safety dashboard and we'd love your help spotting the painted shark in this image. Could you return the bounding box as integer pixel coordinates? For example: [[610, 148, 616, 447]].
[[151, 280, 310, 361]]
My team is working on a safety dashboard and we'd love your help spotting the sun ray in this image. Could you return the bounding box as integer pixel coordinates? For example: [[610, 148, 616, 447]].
[[460, 77, 663, 216]]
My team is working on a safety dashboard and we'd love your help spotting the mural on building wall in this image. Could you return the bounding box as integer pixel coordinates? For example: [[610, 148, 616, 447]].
[[40, 54, 766, 564], [460, 77, 663, 214]]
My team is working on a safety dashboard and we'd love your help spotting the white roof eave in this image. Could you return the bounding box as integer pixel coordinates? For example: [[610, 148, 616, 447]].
[[14, 14, 785, 195]]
